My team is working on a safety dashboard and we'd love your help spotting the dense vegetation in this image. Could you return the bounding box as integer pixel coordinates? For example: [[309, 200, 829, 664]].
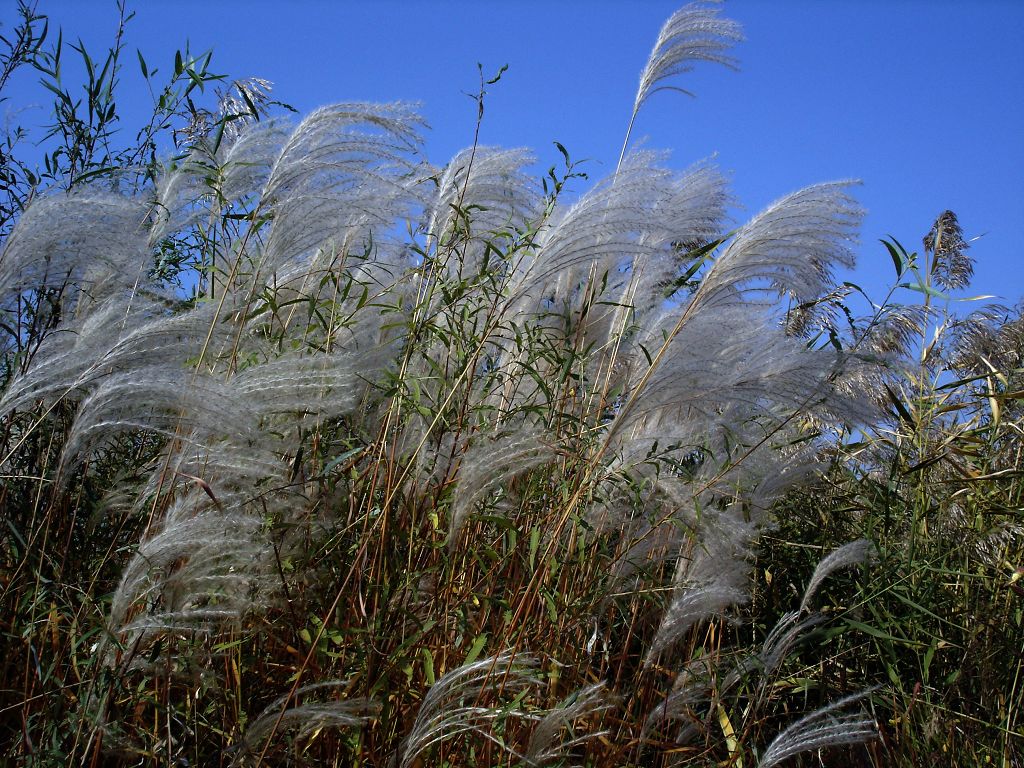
[[1, 3, 1020, 766]]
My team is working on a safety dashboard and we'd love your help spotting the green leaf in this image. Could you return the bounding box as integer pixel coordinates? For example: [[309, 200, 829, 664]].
[[421, 647, 436, 685], [881, 237, 906, 278], [317, 446, 363, 478], [899, 281, 948, 300], [554, 141, 570, 168], [136, 49, 148, 78], [485, 63, 508, 85], [464, 633, 488, 665], [884, 383, 916, 428], [543, 591, 558, 623], [922, 639, 936, 683]]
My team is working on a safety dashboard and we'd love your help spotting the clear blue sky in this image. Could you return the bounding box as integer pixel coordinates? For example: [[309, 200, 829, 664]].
[[4, 1, 1023, 308]]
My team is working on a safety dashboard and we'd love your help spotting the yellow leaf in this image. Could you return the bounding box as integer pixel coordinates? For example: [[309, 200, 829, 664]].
[[717, 703, 743, 767]]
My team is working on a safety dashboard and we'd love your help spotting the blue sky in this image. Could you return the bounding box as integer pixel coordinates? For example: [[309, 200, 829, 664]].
[[4, 0, 1023, 309]]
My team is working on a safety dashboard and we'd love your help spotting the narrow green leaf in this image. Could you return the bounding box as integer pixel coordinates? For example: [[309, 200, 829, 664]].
[[554, 141, 570, 168], [421, 647, 435, 685], [881, 237, 906, 278], [486, 63, 509, 84], [317, 446, 364, 478], [464, 633, 487, 665], [899, 281, 949, 300], [884, 383, 915, 428]]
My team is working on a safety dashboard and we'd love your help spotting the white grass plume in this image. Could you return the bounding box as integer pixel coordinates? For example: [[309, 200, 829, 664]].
[[695, 181, 862, 313], [757, 610, 825, 676], [623, 1, 743, 164], [426, 146, 541, 255], [0, 192, 151, 305], [232, 343, 392, 422], [641, 654, 717, 738], [395, 651, 539, 768], [151, 118, 290, 241], [0, 298, 222, 419], [232, 681, 377, 766], [648, 583, 748, 661], [756, 690, 877, 768], [151, 436, 288, 509], [507, 151, 678, 312], [108, 506, 271, 650], [646, 508, 758, 660], [56, 369, 257, 482], [257, 102, 427, 278], [448, 427, 557, 547], [525, 682, 611, 767], [800, 539, 876, 612], [583, 160, 730, 354]]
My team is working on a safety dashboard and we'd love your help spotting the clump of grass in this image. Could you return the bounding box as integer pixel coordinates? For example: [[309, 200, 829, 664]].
[[2, 3, 1019, 767], [760, 218, 1023, 766]]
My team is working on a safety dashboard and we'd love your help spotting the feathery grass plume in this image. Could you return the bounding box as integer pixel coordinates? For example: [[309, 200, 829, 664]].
[[622, 1, 743, 163], [215, 77, 276, 145], [0, 298, 134, 412], [448, 426, 557, 546], [395, 652, 539, 768], [859, 303, 930, 358], [425, 146, 541, 255], [107, 506, 271, 650], [0, 298, 221, 418], [598, 475, 714, 588], [214, 117, 293, 202], [783, 284, 853, 339], [755, 690, 877, 768], [231, 342, 393, 422], [257, 102, 427, 280], [757, 610, 825, 676], [0, 192, 151, 305], [480, 154, 731, 429], [232, 682, 378, 766], [143, 433, 289, 510], [947, 302, 1024, 376], [643, 610, 826, 742], [151, 117, 290, 243], [646, 509, 758, 660], [173, 76, 274, 149], [647, 583, 749, 661], [608, 510, 692, 589], [232, 292, 395, 421], [582, 161, 730, 357], [525, 682, 612, 767], [657, 162, 731, 256], [693, 181, 861, 312], [923, 209, 972, 291], [607, 183, 867, 455], [800, 539, 876, 612], [642, 654, 717, 738], [507, 151, 678, 312], [55, 369, 257, 482], [624, 306, 841, 432]]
